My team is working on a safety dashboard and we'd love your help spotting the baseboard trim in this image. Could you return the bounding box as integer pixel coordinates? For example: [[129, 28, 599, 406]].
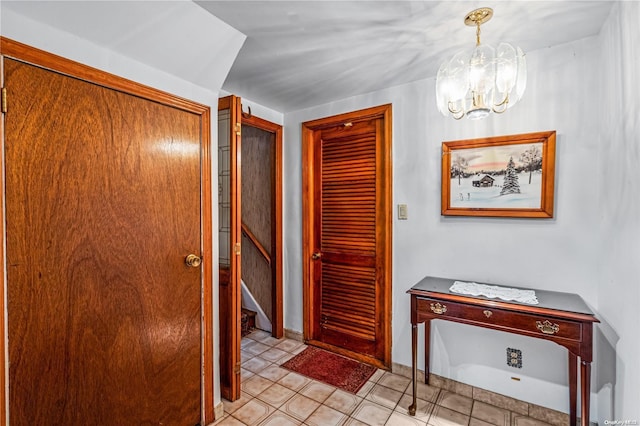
[[284, 328, 304, 342], [391, 362, 572, 426], [213, 401, 224, 424]]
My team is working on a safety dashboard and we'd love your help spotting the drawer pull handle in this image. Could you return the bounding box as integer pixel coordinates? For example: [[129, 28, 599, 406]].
[[430, 302, 447, 315], [536, 320, 560, 335], [483, 310, 492, 318]]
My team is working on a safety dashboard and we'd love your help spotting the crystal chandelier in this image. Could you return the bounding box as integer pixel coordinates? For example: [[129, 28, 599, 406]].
[[436, 7, 526, 120]]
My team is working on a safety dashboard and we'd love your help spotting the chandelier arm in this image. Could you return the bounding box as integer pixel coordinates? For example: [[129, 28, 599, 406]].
[[447, 101, 464, 115], [492, 104, 508, 114], [447, 101, 465, 120], [493, 92, 510, 108]]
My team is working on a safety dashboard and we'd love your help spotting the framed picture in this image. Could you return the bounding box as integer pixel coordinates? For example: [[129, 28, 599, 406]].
[[441, 131, 556, 218]]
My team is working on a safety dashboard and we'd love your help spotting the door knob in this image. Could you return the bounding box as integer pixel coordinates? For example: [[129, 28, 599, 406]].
[[311, 252, 322, 260], [185, 254, 202, 268]]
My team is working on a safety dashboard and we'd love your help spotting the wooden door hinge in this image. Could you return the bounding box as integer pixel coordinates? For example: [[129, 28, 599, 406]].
[[234, 122, 241, 136], [233, 242, 241, 255], [1, 88, 7, 114], [233, 363, 241, 374]]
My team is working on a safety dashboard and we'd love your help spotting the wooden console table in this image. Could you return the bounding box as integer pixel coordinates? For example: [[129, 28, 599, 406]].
[[407, 276, 598, 426]]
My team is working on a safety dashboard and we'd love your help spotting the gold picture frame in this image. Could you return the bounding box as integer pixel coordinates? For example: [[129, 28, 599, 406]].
[[441, 131, 556, 218]]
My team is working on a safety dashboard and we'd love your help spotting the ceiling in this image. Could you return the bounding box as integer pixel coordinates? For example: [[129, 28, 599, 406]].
[[197, 1, 613, 113], [3, 1, 614, 114]]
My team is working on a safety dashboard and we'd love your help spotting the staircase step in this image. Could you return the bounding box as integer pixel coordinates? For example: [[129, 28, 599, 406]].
[[241, 308, 257, 336]]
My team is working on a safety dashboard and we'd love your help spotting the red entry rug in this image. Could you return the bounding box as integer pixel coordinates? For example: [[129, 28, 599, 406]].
[[281, 346, 377, 393]]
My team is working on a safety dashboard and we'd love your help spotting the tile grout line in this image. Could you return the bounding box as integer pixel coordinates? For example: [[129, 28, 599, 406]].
[[226, 331, 560, 426]]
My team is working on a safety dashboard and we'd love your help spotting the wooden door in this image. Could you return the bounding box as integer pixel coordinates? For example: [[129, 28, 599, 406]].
[[3, 56, 204, 424], [302, 105, 392, 369], [218, 95, 242, 401]]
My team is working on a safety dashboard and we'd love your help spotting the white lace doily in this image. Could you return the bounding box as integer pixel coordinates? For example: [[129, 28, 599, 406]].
[[449, 281, 539, 305]]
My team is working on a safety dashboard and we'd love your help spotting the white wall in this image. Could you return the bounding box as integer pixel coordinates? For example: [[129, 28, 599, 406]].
[[597, 2, 640, 423], [1, 2, 246, 411], [283, 33, 618, 418]]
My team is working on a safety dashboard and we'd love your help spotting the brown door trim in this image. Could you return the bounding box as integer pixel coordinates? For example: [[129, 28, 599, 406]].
[[241, 112, 284, 338], [0, 37, 215, 424], [301, 104, 393, 369]]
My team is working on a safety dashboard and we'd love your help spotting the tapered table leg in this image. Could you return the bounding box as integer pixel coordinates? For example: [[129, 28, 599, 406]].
[[409, 323, 417, 416], [581, 361, 591, 426], [568, 352, 577, 426], [424, 321, 431, 385]]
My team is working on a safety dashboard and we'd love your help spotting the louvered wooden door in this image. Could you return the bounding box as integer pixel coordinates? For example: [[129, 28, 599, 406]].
[[302, 105, 392, 368]]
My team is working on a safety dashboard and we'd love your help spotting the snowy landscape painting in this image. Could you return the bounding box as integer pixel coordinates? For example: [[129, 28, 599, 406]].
[[441, 131, 556, 218]]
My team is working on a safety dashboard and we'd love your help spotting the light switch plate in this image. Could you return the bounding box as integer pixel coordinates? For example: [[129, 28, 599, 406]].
[[398, 204, 408, 220]]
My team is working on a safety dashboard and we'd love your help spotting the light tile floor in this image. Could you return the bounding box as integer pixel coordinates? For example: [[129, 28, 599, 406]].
[[214, 330, 556, 426]]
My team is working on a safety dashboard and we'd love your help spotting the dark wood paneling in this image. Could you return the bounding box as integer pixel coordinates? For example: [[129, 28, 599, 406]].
[[242, 125, 274, 252], [241, 113, 284, 339], [242, 233, 274, 322], [242, 125, 274, 322]]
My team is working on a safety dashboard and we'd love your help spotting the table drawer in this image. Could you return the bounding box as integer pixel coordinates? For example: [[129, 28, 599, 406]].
[[417, 297, 582, 341]]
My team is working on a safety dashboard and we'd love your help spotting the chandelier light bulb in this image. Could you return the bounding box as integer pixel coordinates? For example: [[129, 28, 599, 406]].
[[435, 7, 527, 120]]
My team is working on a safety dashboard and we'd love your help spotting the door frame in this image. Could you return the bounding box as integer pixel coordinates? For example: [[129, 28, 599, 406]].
[[241, 111, 284, 338], [0, 37, 215, 424], [301, 104, 393, 368]]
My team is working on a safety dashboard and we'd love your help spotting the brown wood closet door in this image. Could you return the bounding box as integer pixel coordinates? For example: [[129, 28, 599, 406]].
[[4, 59, 202, 425], [218, 95, 242, 401], [303, 105, 392, 369]]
